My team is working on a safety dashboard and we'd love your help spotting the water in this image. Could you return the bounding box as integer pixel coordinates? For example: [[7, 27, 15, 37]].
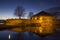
[[0, 29, 60, 40]]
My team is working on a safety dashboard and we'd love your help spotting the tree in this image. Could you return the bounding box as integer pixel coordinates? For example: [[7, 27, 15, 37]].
[[28, 12, 34, 19], [14, 6, 25, 19]]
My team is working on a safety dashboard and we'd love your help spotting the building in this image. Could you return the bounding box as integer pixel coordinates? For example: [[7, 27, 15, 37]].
[[32, 11, 55, 35]]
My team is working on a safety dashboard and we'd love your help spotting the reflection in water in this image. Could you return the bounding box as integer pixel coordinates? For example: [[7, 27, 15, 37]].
[[0, 30, 60, 40], [8, 34, 11, 40]]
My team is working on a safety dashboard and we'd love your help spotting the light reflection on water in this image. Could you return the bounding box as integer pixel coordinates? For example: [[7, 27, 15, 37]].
[[0, 29, 60, 40]]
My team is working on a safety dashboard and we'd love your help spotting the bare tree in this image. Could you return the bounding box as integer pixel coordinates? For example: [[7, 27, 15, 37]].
[[14, 6, 25, 19], [28, 12, 34, 19]]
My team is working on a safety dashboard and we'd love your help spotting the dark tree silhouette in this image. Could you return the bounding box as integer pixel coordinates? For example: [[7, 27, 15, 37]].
[[14, 6, 25, 19], [28, 12, 34, 19]]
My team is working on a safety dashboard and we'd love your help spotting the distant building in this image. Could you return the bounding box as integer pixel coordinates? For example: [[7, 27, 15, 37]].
[[0, 20, 6, 24]]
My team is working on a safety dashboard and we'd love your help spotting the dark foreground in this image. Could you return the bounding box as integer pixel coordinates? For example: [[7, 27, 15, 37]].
[[0, 29, 60, 40]]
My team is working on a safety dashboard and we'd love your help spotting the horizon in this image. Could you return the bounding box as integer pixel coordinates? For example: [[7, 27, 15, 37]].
[[0, 0, 60, 19]]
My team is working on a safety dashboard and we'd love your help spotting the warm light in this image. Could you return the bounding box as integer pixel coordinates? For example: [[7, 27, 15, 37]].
[[39, 27, 43, 33], [6, 19, 22, 26], [34, 16, 55, 34]]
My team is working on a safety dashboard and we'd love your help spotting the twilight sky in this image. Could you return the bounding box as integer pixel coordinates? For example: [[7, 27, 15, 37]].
[[0, 0, 60, 19], [0, 0, 60, 40]]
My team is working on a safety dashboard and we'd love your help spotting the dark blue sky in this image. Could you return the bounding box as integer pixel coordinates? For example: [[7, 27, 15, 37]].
[[0, 0, 60, 19]]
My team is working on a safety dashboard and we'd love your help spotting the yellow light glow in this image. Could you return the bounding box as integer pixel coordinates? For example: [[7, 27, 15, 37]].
[[39, 27, 43, 33], [6, 19, 22, 25], [36, 16, 54, 34]]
